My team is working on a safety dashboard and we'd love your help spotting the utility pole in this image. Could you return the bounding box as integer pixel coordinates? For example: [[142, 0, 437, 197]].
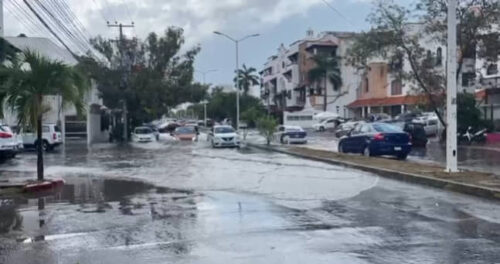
[[446, 0, 458, 172], [0, 0, 4, 37], [108, 21, 134, 141]]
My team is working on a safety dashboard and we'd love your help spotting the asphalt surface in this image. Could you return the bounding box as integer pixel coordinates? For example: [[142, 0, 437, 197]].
[[1, 137, 500, 263]]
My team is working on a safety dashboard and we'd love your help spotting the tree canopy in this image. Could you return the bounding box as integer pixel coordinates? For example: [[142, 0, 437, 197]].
[[80, 27, 208, 127]]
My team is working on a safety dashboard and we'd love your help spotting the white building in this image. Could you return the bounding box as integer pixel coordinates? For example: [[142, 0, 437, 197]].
[[1, 36, 109, 144], [260, 30, 360, 128]]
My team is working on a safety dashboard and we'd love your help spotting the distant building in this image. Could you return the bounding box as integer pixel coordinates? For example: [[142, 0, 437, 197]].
[[260, 29, 359, 127], [1, 36, 109, 144]]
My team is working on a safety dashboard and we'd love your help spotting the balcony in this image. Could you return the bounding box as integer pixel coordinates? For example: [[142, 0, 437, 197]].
[[481, 75, 500, 89]]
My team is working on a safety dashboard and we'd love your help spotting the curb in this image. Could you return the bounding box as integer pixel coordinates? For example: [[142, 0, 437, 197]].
[[248, 143, 500, 201]]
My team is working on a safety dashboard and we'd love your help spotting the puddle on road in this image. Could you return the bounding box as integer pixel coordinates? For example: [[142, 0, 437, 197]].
[[0, 176, 200, 263]]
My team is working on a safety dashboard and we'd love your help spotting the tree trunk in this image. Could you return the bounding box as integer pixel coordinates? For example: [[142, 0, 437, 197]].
[[323, 73, 328, 112], [36, 95, 44, 181]]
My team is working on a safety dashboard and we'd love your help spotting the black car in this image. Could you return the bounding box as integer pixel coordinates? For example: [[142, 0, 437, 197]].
[[338, 122, 412, 159], [389, 121, 428, 147]]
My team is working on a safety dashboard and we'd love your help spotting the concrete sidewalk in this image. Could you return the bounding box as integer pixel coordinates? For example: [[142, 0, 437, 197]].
[[248, 142, 500, 201]]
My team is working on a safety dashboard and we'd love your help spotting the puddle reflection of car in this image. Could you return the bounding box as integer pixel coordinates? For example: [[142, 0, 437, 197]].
[[208, 125, 240, 148], [174, 126, 198, 142], [132, 127, 155, 143], [275, 125, 307, 144]]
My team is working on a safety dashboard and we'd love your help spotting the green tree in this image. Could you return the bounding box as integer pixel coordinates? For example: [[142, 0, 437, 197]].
[[308, 55, 343, 112], [83, 27, 205, 131], [241, 105, 266, 128], [256, 116, 277, 145], [234, 64, 259, 95], [347, 1, 447, 126], [0, 51, 89, 180]]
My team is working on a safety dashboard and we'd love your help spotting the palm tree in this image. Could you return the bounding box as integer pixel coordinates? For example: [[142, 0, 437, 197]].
[[0, 50, 89, 181], [308, 55, 343, 111], [234, 64, 259, 95]]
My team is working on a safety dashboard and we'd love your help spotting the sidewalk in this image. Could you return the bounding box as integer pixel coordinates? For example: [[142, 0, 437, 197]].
[[246, 139, 500, 201]]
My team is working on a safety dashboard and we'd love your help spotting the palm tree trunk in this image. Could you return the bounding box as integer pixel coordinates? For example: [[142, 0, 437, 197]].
[[323, 72, 328, 112], [36, 95, 44, 181]]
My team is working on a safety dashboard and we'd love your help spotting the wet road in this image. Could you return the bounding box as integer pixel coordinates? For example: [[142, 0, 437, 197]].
[[1, 139, 500, 263]]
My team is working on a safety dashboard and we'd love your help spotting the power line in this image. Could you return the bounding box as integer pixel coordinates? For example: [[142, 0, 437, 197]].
[[91, 0, 109, 23], [33, 0, 89, 53], [22, 0, 77, 56], [320, 0, 356, 27], [4, 1, 38, 35], [44, 0, 93, 51]]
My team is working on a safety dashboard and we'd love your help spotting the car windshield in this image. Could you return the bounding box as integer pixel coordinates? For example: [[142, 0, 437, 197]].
[[135, 128, 152, 134], [215, 127, 234, 133], [54, 126, 61, 132], [372, 123, 402, 133], [176, 127, 195, 134]]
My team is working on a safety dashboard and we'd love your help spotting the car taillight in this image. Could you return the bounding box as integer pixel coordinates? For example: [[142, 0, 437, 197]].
[[0, 132, 12, 138], [373, 133, 385, 141], [53, 133, 57, 140]]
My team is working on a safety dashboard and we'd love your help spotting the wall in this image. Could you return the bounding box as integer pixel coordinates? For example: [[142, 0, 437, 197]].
[[359, 62, 389, 99]]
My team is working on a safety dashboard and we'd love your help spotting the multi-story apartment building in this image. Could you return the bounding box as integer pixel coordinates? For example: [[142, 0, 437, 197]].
[[260, 30, 359, 127]]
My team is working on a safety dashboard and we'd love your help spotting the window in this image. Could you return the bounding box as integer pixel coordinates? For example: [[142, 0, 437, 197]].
[[360, 125, 371, 133], [42, 126, 50, 133], [364, 77, 369, 92], [372, 123, 402, 133], [487, 64, 498, 75], [282, 62, 285, 69], [316, 86, 322, 95], [462, 72, 476, 87], [428, 120, 438, 126], [436, 47, 442, 66], [336, 106, 340, 113], [391, 79, 402, 95]]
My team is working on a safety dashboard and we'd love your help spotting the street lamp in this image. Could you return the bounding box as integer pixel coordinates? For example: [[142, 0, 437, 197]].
[[446, 0, 458, 172], [213, 31, 260, 131], [196, 69, 218, 84]]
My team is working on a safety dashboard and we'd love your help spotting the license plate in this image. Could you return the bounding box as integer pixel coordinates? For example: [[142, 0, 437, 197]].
[[394, 146, 402, 151]]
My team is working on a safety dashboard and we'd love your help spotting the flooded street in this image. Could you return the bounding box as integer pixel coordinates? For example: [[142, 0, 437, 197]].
[[1, 139, 500, 263]]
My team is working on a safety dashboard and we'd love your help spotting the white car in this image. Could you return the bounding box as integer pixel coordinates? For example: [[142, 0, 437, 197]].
[[0, 125, 23, 158], [413, 116, 439, 136], [21, 124, 62, 151], [208, 125, 240, 148], [132, 127, 156, 143], [275, 125, 308, 144], [312, 118, 339, 132]]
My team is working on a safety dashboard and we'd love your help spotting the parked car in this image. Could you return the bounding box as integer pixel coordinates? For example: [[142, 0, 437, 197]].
[[174, 126, 198, 141], [338, 122, 412, 160], [396, 112, 421, 122], [312, 118, 340, 132], [413, 116, 439, 136], [143, 124, 160, 140], [367, 113, 392, 122], [208, 125, 240, 148], [390, 121, 428, 147], [0, 125, 23, 158], [131, 127, 155, 143], [275, 125, 307, 144], [335, 121, 364, 138], [21, 124, 62, 151]]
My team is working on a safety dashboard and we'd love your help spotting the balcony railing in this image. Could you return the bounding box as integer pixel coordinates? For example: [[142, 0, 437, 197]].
[[481, 75, 500, 89]]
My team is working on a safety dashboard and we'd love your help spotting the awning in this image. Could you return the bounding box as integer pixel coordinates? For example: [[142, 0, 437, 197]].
[[347, 95, 427, 108]]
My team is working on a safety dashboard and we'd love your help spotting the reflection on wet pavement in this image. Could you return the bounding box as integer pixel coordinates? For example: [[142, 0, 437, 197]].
[[0, 139, 500, 263]]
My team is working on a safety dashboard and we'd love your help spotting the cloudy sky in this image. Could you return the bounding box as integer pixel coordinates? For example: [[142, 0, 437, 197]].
[[3, 0, 412, 86]]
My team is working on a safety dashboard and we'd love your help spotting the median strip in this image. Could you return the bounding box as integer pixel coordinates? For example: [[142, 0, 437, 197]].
[[247, 143, 500, 201]]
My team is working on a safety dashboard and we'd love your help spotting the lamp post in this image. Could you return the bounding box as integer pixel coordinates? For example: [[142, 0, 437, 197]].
[[197, 69, 218, 84], [446, 0, 458, 172], [213, 31, 260, 130]]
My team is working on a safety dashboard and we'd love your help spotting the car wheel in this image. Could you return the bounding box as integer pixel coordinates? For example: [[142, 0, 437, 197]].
[[397, 153, 408, 160], [319, 126, 325, 132], [338, 143, 344, 153], [363, 146, 371, 157]]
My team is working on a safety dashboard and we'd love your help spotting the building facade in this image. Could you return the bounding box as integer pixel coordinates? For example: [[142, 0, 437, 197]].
[[260, 30, 359, 127]]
